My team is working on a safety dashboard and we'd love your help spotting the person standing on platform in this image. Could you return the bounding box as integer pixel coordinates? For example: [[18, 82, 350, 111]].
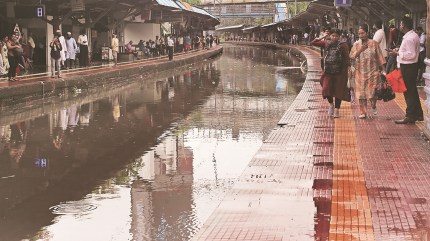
[[49, 33, 62, 78], [65, 32, 77, 69], [78, 30, 89, 67], [372, 21, 387, 59], [27, 32, 35, 61], [111, 33, 119, 67], [184, 35, 191, 52], [389, 16, 424, 124], [0, 36, 10, 76], [6, 34, 22, 82], [167, 35, 174, 61], [311, 28, 351, 118], [350, 24, 386, 119], [386, 24, 401, 73], [56, 30, 67, 69]]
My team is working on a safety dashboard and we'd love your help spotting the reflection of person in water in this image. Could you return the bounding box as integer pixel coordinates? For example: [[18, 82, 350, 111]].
[[67, 105, 80, 130], [8, 122, 29, 169], [112, 95, 120, 122], [79, 103, 92, 126], [52, 127, 65, 150], [52, 108, 67, 150]]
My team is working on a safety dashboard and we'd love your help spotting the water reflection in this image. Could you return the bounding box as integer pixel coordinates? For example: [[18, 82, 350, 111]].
[[0, 46, 305, 241]]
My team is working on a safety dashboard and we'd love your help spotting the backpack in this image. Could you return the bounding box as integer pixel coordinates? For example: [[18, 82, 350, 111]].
[[324, 42, 342, 74]]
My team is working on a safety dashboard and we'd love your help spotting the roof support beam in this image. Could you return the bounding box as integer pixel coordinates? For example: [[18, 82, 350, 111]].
[[359, 1, 386, 21], [396, 0, 412, 12], [350, 6, 369, 23], [86, 2, 117, 28], [371, 0, 395, 18]]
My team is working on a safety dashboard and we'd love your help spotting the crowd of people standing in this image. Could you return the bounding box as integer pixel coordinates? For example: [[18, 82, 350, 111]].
[[1, 29, 219, 81], [311, 16, 424, 124]]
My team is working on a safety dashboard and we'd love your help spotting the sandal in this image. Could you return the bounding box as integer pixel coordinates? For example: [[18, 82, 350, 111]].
[[358, 113, 367, 119]]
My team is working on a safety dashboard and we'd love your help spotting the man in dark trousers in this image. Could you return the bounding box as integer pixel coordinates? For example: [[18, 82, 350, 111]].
[[389, 16, 424, 124], [167, 35, 174, 61]]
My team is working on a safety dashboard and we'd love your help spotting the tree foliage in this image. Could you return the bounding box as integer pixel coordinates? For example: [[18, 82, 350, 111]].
[[286, 2, 309, 16], [183, 0, 202, 6]]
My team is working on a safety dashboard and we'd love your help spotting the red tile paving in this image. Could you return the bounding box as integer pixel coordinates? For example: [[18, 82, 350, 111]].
[[192, 44, 430, 241]]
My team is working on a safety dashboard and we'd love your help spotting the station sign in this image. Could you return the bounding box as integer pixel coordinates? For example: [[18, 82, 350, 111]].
[[14, 5, 45, 18], [334, 0, 352, 7]]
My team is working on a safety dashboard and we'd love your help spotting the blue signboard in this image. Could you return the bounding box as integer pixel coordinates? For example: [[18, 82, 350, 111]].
[[35, 158, 48, 168], [37, 6, 44, 17], [334, 0, 352, 7]]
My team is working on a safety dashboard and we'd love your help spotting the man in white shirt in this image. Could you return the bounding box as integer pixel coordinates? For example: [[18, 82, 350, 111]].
[[167, 35, 174, 61], [77, 30, 89, 67], [111, 33, 119, 67], [390, 16, 423, 124], [56, 30, 67, 68], [372, 21, 387, 58], [416, 26, 426, 83]]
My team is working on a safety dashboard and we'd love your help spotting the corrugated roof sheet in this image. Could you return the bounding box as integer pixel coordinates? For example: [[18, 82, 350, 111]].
[[215, 24, 244, 31], [191, 6, 216, 18], [155, 0, 181, 9]]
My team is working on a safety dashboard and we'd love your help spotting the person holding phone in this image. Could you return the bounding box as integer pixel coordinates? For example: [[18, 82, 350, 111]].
[[389, 17, 423, 124], [49, 33, 62, 78], [311, 28, 351, 118], [350, 24, 386, 119]]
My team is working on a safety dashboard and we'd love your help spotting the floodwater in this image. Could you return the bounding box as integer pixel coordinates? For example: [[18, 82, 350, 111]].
[[0, 45, 305, 241]]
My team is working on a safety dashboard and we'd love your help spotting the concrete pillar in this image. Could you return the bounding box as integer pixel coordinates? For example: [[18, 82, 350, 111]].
[[423, 0, 430, 138]]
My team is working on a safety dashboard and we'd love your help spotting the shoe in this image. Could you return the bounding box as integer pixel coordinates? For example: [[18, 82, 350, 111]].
[[372, 108, 378, 115], [328, 104, 334, 116], [394, 117, 416, 124], [358, 113, 367, 119], [58, 76, 62, 78], [51, 76, 55, 78], [333, 108, 340, 118]]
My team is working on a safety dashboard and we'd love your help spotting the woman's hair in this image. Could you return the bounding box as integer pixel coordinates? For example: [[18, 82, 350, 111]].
[[329, 28, 342, 36], [359, 24, 369, 33]]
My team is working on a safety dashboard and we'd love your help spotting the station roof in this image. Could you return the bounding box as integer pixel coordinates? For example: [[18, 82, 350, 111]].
[[0, 0, 219, 30]]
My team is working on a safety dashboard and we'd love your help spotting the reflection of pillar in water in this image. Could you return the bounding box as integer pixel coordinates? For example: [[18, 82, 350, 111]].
[[130, 181, 154, 241], [138, 150, 155, 181], [154, 136, 177, 175], [54, 108, 68, 131]]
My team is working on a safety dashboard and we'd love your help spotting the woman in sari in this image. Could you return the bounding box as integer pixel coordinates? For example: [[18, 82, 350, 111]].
[[349, 24, 386, 118]]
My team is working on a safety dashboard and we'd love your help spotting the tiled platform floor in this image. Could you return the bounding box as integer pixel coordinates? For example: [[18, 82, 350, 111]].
[[192, 45, 430, 241]]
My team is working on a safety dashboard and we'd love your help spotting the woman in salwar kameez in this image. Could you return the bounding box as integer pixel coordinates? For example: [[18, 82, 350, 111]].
[[349, 24, 386, 119], [311, 28, 351, 118]]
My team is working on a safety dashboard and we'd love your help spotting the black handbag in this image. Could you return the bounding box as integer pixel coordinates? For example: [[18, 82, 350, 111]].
[[375, 75, 395, 102]]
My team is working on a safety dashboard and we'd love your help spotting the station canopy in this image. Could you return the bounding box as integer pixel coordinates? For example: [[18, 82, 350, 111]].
[[220, 0, 427, 31], [3, 0, 219, 30]]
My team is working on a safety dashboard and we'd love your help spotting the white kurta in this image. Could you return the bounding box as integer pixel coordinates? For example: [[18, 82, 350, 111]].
[[58, 36, 67, 61], [65, 37, 77, 60]]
